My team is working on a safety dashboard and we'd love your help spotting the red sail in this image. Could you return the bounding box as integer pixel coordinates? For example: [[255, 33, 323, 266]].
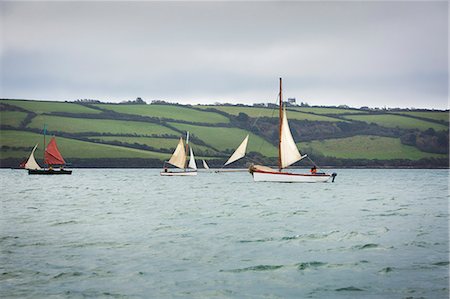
[[44, 137, 66, 165]]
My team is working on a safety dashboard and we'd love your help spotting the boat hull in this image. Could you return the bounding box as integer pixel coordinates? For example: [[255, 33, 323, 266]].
[[160, 170, 197, 176], [28, 169, 72, 175], [251, 170, 334, 183]]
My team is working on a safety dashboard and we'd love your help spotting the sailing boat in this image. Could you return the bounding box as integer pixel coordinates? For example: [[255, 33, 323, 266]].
[[215, 135, 249, 172], [28, 137, 72, 175], [249, 78, 337, 183], [161, 132, 197, 176]]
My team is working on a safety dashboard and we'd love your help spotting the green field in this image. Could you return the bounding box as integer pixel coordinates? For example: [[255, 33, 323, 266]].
[[0, 130, 170, 159], [1, 99, 101, 114], [28, 115, 179, 135], [0, 111, 29, 127], [292, 107, 366, 115], [168, 122, 278, 157], [196, 105, 342, 122], [394, 111, 449, 123], [299, 136, 446, 160], [88, 136, 220, 155], [342, 114, 448, 131], [94, 104, 230, 124]]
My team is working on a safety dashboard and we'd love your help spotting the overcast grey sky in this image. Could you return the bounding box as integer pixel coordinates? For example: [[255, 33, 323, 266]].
[[0, 1, 448, 109]]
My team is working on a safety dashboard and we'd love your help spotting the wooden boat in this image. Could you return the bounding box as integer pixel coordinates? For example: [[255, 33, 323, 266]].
[[28, 135, 72, 175], [161, 132, 197, 176], [215, 135, 249, 173], [249, 78, 337, 183]]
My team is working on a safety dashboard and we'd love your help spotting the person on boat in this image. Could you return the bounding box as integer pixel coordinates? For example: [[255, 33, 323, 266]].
[[310, 166, 317, 174], [164, 167, 168, 173]]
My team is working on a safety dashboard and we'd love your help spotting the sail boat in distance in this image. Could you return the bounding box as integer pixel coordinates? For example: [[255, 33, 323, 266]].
[[28, 136, 72, 175], [161, 132, 197, 176], [215, 135, 249, 172], [249, 78, 337, 182]]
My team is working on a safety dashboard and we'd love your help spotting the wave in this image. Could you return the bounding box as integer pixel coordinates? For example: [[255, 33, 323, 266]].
[[297, 261, 327, 270], [432, 261, 449, 266], [335, 286, 365, 292], [379, 267, 394, 273], [221, 265, 284, 273], [53, 271, 83, 279], [51, 220, 78, 226], [353, 243, 379, 250]]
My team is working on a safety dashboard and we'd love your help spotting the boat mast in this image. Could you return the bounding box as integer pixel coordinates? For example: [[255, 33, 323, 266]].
[[184, 131, 189, 170], [43, 124, 46, 166], [278, 78, 283, 171]]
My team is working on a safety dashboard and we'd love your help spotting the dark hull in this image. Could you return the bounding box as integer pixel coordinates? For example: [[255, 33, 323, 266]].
[[28, 169, 72, 175]]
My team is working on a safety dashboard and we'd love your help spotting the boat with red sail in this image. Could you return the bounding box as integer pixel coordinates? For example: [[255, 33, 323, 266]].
[[28, 136, 72, 175]]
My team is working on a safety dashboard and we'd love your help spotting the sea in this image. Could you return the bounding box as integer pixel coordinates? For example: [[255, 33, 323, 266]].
[[0, 169, 448, 298]]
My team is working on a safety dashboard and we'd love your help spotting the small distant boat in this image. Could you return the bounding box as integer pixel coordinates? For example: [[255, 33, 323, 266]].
[[161, 132, 197, 176], [28, 127, 72, 175], [249, 78, 336, 183], [202, 159, 210, 170], [215, 135, 249, 173]]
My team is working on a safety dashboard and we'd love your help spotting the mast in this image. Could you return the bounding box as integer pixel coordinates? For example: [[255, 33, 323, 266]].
[[43, 124, 47, 166], [184, 131, 189, 169], [278, 78, 283, 171]]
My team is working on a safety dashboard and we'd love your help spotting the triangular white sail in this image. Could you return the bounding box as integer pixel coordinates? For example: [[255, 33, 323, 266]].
[[25, 144, 42, 170], [280, 107, 304, 168], [224, 135, 249, 166], [168, 137, 186, 169], [188, 147, 197, 170], [202, 159, 210, 169]]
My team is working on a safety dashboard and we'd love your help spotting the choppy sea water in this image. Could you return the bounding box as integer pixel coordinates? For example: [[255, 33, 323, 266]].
[[0, 169, 448, 298]]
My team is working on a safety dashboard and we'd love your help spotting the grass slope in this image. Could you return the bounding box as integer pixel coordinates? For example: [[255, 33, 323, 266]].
[[168, 122, 278, 157], [88, 136, 220, 155], [196, 105, 342, 122], [394, 111, 449, 123], [0, 111, 28, 127], [0, 130, 170, 159], [343, 114, 448, 131], [300, 136, 446, 160], [94, 104, 230, 124], [1, 99, 101, 114], [28, 115, 178, 135], [292, 107, 367, 115]]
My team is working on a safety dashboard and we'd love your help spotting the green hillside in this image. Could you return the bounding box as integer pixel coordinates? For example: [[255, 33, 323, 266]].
[[95, 104, 229, 124], [29, 115, 178, 135], [196, 105, 342, 122], [300, 136, 447, 160], [342, 114, 447, 131], [0, 99, 101, 114], [0, 99, 448, 168]]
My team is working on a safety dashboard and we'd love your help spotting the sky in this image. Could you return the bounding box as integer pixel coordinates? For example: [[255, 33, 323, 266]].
[[0, 1, 448, 109]]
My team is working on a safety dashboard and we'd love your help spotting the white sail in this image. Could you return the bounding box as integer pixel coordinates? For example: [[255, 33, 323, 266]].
[[168, 137, 186, 169], [224, 135, 249, 166], [280, 107, 304, 168], [202, 159, 210, 169], [188, 147, 197, 170], [25, 144, 42, 170]]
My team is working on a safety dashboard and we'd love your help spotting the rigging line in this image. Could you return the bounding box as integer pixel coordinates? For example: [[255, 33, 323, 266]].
[[245, 91, 281, 165]]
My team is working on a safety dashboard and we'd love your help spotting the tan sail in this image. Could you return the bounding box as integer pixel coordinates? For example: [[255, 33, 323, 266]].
[[224, 135, 249, 166], [202, 159, 210, 169], [25, 144, 42, 170], [280, 107, 305, 168], [168, 137, 186, 169], [188, 147, 197, 170]]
